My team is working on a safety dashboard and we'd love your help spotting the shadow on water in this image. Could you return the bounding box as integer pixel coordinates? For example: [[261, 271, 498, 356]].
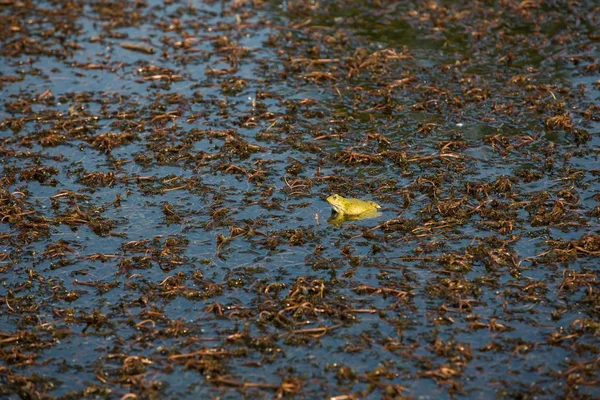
[[0, 0, 599, 398]]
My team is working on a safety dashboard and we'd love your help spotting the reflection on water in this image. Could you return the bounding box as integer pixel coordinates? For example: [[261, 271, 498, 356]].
[[327, 210, 382, 226]]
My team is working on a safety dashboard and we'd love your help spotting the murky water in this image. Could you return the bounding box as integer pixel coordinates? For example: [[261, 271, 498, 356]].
[[1, 0, 599, 398]]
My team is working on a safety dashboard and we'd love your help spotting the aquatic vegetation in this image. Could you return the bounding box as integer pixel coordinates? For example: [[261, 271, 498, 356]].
[[0, 0, 598, 398]]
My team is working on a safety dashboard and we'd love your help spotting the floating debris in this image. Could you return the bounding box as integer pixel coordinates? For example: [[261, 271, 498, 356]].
[[0, 0, 598, 398], [119, 42, 156, 54]]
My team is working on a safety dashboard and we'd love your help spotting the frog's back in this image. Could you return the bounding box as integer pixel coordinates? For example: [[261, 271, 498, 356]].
[[367, 201, 381, 209], [345, 199, 380, 215]]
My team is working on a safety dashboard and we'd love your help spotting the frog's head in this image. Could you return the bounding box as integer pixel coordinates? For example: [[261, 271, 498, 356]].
[[326, 193, 344, 213]]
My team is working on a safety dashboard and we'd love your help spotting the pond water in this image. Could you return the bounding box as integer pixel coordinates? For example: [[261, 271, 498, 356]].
[[1, 0, 599, 398]]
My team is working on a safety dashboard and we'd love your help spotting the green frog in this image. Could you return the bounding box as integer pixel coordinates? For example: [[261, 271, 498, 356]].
[[326, 194, 381, 216]]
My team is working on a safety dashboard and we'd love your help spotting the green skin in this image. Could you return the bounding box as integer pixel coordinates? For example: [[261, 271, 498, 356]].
[[326, 194, 381, 216]]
